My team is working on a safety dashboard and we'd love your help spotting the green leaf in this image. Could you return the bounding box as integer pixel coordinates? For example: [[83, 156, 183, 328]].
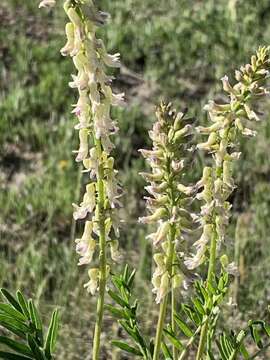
[[207, 281, 216, 296], [111, 340, 142, 356], [0, 336, 32, 357], [127, 269, 136, 288], [263, 324, 270, 337], [27, 335, 44, 360], [182, 304, 201, 326], [44, 309, 59, 358], [218, 276, 225, 291], [123, 265, 129, 283], [220, 333, 233, 359], [0, 314, 29, 338], [207, 348, 215, 360], [149, 339, 154, 357], [250, 325, 263, 349], [105, 305, 129, 320], [196, 282, 209, 304], [1, 289, 23, 314], [119, 320, 139, 343], [216, 339, 228, 360], [239, 343, 250, 359], [192, 298, 205, 316], [0, 351, 33, 360], [16, 292, 30, 320], [163, 329, 183, 351], [0, 304, 26, 322], [174, 314, 193, 338], [28, 300, 42, 331], [161, 342, 173, 360], [132, 324, 146, 349], [252, 326, 263, 349], [108, 290, 129, 308], [236, 330, 246, 344], [111, 276, 123, 292], [28, 300, 43, 347]]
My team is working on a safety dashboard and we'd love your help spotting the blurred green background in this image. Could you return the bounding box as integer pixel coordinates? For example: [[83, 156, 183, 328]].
[[1, 0, 270, 358]]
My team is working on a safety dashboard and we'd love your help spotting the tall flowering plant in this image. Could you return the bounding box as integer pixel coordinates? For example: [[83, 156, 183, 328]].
[[190, 46, 270, 359], [40, 0, 125, 358], [38, 2, 270, 357], [139, 102, 198, 359]]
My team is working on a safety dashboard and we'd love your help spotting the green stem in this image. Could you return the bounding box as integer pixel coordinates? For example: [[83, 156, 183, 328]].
[[171, 251, 177, 360], [178, 325, 202, 360], [153, 224, 176, 360], [195, 230, 217, 360], [92, 139, 107, 360], [207, 229, 217, 284], [233, 217, 241, 305], [153, 295, 168, 360], [196, 126, 230, 359]]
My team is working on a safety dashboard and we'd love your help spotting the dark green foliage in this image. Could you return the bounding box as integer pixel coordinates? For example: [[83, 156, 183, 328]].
[[161, 272, 229, 359], [107, 266, 152, 359], [0, 289, 59, 360], [216, 319, 270, 359]]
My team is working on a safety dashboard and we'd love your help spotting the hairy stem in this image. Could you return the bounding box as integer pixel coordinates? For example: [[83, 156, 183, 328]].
[[92, 139, 107, 360]]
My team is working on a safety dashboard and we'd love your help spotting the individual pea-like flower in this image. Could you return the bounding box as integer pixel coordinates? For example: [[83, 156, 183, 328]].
[[84, 265, 110, 295], [60, 23, 75, 56], [139, 102, 197, 303], [60, 0, 124, 294], [185, 46, 270, 270], [155, 271, 169, 304], [184, 224, 213, 270], [73, 129, 89, 162], [220, 254, 239, 276], [39, 0, 56, 8], [84, 268, 99, 295], [72, 183, 96, 220], [109, 240, 123, 263], [75, 221, 96, 265]]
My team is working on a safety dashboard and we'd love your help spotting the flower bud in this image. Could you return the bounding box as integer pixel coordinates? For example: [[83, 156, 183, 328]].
[[138, 207, 167, 224], [177, 184, 196, 196], [61, 22, 75, 56], [172, 273, 183, 289], [156, 271, 169, 304], [153, 221, 170, 246], [110, 240, 122, 262], [67, 7, 82, 28], [221, 75, 237, 95], [74, 129, 89, 162], [197, 132, 218, 150], [223, 160, 234, 188]]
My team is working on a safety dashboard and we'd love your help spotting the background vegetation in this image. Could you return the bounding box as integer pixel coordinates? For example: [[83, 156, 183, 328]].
[[1, 0, 270, 358]]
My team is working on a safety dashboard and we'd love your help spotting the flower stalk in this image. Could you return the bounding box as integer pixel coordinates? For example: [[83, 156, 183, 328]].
[[59, 1, 124, 358], [139, 103, 197, 359], [190, 46, 270, 359]]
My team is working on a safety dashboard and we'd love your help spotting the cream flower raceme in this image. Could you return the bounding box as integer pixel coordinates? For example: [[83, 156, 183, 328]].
[[185, 46, 270, 270], [60, 0, 124, 293], [140, 102, 197, 303]]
